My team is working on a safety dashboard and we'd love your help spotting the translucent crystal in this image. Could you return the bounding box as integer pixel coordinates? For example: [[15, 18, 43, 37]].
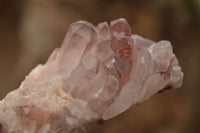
[[0, 18, 183, 133]]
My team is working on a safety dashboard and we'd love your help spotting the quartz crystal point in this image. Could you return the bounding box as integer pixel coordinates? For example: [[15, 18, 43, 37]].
[[0, 18, 183, 133]]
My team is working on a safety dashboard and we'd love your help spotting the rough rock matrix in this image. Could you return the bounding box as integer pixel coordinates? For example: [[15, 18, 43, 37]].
[[0, 18, 183, 133]]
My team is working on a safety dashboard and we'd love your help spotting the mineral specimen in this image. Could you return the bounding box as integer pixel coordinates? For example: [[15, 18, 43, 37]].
[[0, 18, 183, 133]]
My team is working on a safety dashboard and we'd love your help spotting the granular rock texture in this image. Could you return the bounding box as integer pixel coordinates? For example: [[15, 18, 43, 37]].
[[0, 18, 183, 133]]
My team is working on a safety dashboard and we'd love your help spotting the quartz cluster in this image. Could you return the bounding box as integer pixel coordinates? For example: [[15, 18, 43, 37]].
[[0, 18, 183, 133]]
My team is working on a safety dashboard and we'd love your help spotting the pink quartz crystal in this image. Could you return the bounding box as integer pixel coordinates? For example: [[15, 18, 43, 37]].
[[0, 18, 183, 133]]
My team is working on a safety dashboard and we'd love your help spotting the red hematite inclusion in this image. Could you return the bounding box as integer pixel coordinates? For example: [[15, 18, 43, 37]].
[[110, 19, 133, 91], [0, 18, 183, 133]]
